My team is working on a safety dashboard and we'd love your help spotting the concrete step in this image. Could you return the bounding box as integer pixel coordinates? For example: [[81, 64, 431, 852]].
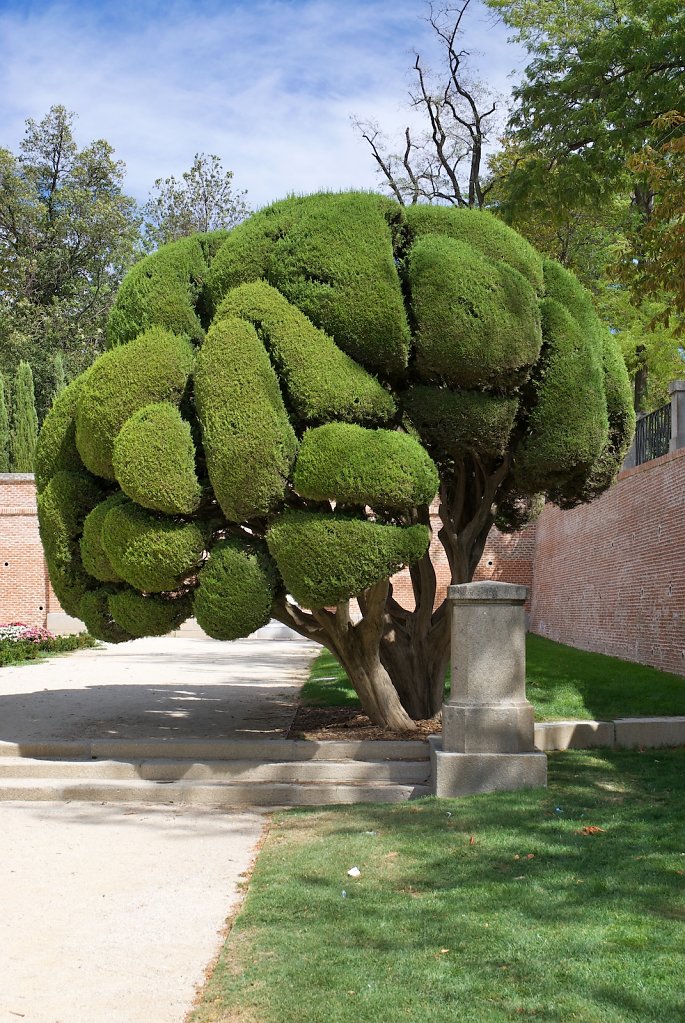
[[0, 738, 430, 762], [0, 737, 432, 806], [0, 756, 431, 785], [0, 777, 431, 807]]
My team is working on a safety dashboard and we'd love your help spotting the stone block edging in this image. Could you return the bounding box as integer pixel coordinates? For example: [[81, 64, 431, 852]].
[[535, 717, 685, 751]]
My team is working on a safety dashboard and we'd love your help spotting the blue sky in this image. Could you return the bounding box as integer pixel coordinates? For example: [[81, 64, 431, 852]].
[[0, 0, 525, 209]]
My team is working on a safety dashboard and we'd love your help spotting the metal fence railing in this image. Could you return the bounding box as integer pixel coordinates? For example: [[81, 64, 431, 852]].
[[634, 402, 672, 466]]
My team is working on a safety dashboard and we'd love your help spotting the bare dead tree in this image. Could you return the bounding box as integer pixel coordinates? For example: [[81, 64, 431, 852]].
[[353, 1, 502, 208]]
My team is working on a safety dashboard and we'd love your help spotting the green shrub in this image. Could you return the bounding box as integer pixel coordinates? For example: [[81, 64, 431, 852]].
[[403, 204, 545, 294], [101, 500, 208, 592], [208, 192, 411, 375], [193, 537, 277, 640], [515, 298, 609, 493], [34, 373, 89, 492], [407, 235, 542, 389], [112, 403, 202, 515], [194, 314, 297, 521], [216, 281, 396, 426], [80, 493, 128, 582], [107, 234, 213, 348], [108, 588, 192, 637], [266, 511, 430, 609], [403, 386, 520, 460], [293, 424, 439, 509], [75, 326, 194, 480], [79, 588, 134, 643]]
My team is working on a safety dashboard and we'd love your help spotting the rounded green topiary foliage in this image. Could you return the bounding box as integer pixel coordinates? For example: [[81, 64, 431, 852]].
[[194, 314, 298, 521], [108, 588, 192, 638], [80, 492, 128, 582], [403, 386, 520, 460], [266, 511, 430, 609], [35, 191, 633, 653], [107, 234, 216, 349], [34, 372, 91, 493], [36, 457, 102, 619], [37, 470, 105, 565], [193, 537, 278, 640], [216, 281, 396, 426], [407, 234, 542, 389], [514, 298, 609, 493], [101, 500, 208, 593], [79, 588, 135, 643], [112, 403, 202, 515], [293, 424, 439, 510], [403, 204, 545, 294], [75, 326, 195, 480], [46, 546, 95, 619], [207, 192, 411, 375]]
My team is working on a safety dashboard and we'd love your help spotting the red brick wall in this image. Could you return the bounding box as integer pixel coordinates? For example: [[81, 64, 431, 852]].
[[530, 448, 685, 677], [0, 474, 51, 627], [389, 508, 537, 611]]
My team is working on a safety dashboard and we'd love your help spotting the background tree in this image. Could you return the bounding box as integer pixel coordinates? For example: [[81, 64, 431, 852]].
[[0, 375, 9, 473], [10, 361, 38, 472], [486, 0, 685, 405], [620, 111, 685, 329], [36, 193, 633, 731], [142, 153, 249, 249], [0, 105, 140, 420], [353, 0, 501, 208]]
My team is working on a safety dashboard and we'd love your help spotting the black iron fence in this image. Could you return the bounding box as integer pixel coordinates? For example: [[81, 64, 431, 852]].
[[634, 402, 672, 466]]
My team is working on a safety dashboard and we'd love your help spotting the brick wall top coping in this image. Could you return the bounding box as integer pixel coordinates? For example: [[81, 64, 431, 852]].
[[0, 473, 36, 482], [618, 443, 685, 481]]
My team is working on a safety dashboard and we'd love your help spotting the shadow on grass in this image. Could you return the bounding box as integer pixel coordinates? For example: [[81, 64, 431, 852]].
[[214, 749, 685, 1023]]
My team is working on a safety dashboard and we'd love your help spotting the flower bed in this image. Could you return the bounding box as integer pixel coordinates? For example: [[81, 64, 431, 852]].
[[0, 622, 54, 643]]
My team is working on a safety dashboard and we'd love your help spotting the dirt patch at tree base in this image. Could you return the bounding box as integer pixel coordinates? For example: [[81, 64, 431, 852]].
[[287, 705, 442, 741]]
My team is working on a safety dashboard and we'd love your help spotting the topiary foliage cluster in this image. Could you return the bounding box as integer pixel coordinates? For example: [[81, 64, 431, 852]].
[[36, 192, 633, 645]]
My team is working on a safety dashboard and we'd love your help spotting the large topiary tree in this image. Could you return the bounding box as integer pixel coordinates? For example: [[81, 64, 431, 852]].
[[35, 193, 634, 731]]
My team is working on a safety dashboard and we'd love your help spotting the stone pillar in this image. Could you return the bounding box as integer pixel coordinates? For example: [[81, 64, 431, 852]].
[[430, 581, 547, 797], [669, 380, 685, 454]]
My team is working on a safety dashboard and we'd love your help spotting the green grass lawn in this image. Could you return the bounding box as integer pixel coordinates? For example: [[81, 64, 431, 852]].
[[0, 633, 97, 667], [191, 749, 685, 1023], [302, 634, 685, 721]]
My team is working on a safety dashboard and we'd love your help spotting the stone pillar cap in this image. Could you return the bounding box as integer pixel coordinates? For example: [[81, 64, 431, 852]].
[[449, 581, 528, 603], [668, 380, 685, 394]]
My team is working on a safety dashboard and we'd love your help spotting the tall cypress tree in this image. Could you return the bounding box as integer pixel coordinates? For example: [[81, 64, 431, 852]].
[[10, 361, 38, 472], [0, 374, 9, 473]]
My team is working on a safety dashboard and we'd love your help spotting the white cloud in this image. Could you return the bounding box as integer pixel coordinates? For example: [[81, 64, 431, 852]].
[[0, 0, 525, 207]]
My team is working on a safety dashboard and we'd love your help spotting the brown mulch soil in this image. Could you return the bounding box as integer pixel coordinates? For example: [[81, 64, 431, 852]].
[[287, 704, 442, 741]]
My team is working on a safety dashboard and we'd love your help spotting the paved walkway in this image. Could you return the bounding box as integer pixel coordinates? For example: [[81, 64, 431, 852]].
[[0, 629, 317, 1023]]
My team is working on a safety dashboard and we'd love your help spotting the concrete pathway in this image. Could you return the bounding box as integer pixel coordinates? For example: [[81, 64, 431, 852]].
[[0, 630, 316, 744], [0, 629, 317, 1023]]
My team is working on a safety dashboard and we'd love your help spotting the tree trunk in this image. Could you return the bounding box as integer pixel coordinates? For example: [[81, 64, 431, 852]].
[[379, 615, 451, 719], [335, 641, 415, 732]]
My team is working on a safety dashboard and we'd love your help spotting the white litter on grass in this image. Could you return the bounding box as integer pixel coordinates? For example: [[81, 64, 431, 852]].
[[347, 867, 361, 878]]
